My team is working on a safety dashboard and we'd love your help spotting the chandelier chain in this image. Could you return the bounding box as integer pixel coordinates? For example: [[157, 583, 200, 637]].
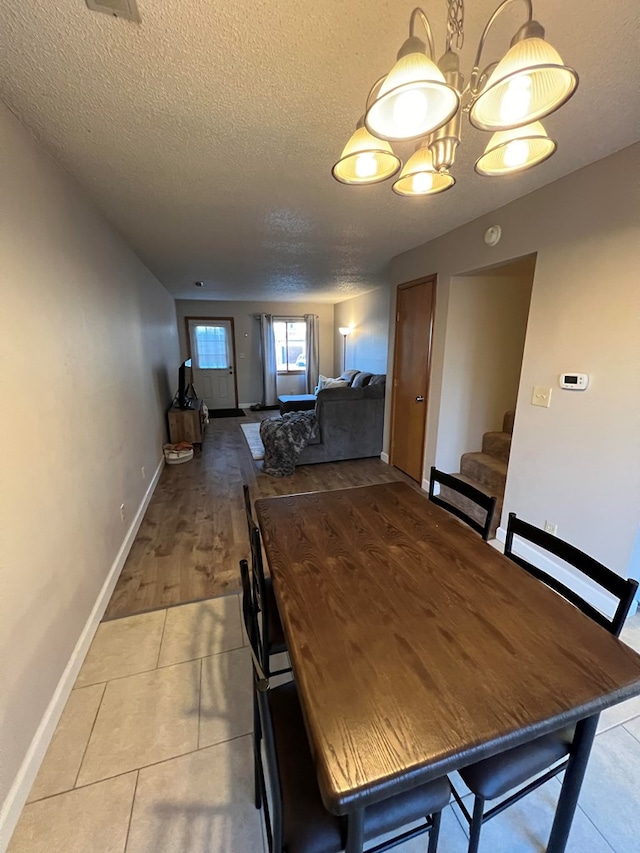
[[446, 0, 465, 51]]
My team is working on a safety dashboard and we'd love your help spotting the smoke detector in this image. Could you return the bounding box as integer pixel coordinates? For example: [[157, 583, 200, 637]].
[[85, 0, 141, 23]]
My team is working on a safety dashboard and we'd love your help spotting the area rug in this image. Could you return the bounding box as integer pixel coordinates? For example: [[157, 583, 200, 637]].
[[209, 408, 246, 418], [241, 422, 265, 460]]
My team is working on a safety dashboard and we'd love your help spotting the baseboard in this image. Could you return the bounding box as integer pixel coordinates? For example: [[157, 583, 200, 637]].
[[0, 456, 164, 852], [421, 476, 430, 492], [380, 452, 389, 464]]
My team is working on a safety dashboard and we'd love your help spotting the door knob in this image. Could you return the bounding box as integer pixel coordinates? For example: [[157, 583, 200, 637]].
[[415, 395, 424, 402]]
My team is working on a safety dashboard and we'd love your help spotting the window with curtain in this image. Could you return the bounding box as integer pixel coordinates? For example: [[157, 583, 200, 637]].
[[192, 324, 230, 369], [274, 320, 306, 373]]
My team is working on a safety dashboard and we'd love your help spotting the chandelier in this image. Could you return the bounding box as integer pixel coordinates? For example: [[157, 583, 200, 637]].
[[332, 0, 578, 196]]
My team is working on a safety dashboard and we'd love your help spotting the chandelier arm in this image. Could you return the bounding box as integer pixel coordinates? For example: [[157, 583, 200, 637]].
[[409, 8, 436, 59], [469, 0, 533, 94], [365, 75, 387, 111]]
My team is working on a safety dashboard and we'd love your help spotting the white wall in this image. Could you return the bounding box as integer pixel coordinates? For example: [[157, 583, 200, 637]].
[[175, 300, 334, 404], [438, 267, 533, 471], [389, 143, 640, 579], [0, 101, 179, 846], [334, 287, 390, 375]]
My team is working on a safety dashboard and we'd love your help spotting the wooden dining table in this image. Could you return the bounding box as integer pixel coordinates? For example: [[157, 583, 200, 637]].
[[255, 481, 640, 853]]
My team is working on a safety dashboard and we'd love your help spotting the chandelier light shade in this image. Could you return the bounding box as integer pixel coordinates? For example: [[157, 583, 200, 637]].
[[364, 37, 460, 141], [475, 121, 556, 176], [332, 123, 402, 185], [393, 144, 455, 196], [333, 3, 578, 198], [469, 31, 578, 131]]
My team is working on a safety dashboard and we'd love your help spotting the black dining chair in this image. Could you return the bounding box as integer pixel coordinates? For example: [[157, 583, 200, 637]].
[[452, 512, 639, 853], [240, 558, 451, 853], [242, 484, 290, 678], [428, 467, 497, 541]]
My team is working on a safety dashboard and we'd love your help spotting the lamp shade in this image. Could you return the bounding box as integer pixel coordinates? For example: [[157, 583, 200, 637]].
[[332, 125, 402, 185], [338, 326, 352, 336], [392, 145, 455, 196], [365, 39, 460, 141], [470, 37, 578, 131], [475, 121, 557, 176]]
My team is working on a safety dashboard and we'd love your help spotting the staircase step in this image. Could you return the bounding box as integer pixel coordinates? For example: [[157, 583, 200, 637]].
[[439, 473, 503, 539], [460, 452, 507, 495], [482, 431, 512, 464], [503, 410, 515, 435]]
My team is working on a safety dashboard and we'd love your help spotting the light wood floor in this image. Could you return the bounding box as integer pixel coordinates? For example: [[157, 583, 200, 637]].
[[103, 412, 411, 620]]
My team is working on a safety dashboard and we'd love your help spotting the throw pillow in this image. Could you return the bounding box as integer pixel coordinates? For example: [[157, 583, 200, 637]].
[[315, 375, 350, 393], [352, 371, 372, 388], [314, 374, 329, 395]]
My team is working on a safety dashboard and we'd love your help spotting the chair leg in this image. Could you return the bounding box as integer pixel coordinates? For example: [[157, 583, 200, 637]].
[[467, 796, 485, 853], [427, 810, 442, 853], [253, 694, 262, 809], [254, 742, 262, 810]]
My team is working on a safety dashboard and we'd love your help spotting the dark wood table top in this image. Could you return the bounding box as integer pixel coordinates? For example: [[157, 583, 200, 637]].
[[255, 481, 640, 814]]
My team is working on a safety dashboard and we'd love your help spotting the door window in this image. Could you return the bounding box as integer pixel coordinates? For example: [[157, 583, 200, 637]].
[[191, 325, 230, 369]]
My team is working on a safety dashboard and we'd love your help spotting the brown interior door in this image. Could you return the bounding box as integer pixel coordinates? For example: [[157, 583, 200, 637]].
[[390, 277, 436, 482]]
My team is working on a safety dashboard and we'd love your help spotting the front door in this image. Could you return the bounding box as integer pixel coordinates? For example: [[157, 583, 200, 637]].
[[186, 317, 238, 410], [390, 277, 436, 482]]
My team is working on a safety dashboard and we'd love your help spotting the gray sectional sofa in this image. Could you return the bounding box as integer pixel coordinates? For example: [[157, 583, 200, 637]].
[[296, 371, 386, 465]]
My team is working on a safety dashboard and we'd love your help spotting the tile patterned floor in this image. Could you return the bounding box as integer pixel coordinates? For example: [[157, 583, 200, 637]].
[[8, 602, 640, 853]]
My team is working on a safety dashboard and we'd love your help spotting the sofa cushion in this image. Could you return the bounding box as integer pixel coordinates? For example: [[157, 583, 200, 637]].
[[339, 369, 361, 385], [352, 371, 372, 388], [368, 373, 386, 386]]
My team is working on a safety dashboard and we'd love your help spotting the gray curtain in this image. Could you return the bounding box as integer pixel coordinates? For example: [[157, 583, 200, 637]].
[[304, 314, 320, 394], [259, 314, 278, 406]]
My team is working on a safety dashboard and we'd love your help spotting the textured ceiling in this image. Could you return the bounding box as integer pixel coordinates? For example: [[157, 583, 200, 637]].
[[0, 0, 638, 302]]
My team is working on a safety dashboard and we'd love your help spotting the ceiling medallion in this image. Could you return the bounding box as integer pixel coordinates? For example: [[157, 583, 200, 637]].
[[332, 0, 578, 196]]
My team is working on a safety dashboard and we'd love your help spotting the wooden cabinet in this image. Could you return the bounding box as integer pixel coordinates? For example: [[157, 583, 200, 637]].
[[167, 398, 205, 446]]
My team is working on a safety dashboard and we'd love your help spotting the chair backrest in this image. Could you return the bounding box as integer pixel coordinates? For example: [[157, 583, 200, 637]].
[[239, 558, 283, 848], [504, 512, 638, 636], [242, 483, 254, 539], [428, 466, 497, 541], [243, 484, 272, 668]]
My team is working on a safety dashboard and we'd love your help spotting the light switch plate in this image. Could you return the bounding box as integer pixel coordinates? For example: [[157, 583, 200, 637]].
[[532, 386, 552, 408]]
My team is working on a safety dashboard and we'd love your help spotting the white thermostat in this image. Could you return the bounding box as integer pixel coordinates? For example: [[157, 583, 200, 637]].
[[559, 373, 589, 390]]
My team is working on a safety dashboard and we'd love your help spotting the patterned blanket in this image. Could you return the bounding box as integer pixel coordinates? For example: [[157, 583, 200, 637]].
[[259, 411, 319, 477]]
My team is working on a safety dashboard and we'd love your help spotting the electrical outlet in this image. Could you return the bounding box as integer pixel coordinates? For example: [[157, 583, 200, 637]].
[[544, 520, 557, 535], [141, 466, 146, 479], [120, 503, 126, 523]]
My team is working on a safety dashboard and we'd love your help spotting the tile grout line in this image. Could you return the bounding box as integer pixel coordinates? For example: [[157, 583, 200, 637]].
[[623, 722, 640, 747], [28, 731, 256, 804], [575, 801, 618, 853], [155, 608, 169, 669], [72, 681, 107, 790], [122, 770, 140, 853], [75, 640, 248, 689], [27, 767, 142, 806]]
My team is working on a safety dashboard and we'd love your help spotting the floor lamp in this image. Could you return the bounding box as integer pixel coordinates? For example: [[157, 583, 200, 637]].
[[339, 326, 352, 372]]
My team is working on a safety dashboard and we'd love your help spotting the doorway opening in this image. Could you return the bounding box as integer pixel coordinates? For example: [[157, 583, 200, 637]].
[[436, 253, 536, 537]]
